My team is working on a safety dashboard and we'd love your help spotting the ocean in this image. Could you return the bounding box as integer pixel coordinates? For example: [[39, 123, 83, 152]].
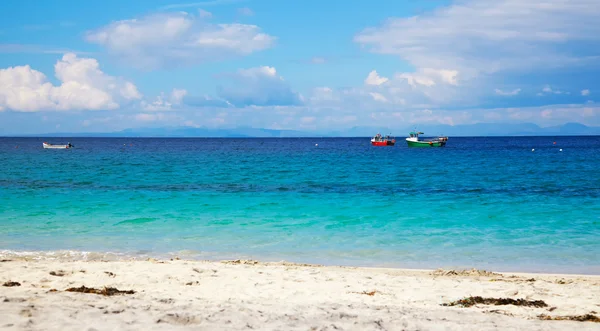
[[1, 136, 599, 274]]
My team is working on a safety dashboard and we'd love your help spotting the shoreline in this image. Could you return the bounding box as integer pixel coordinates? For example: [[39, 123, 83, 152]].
[[2, 258, 599, 330], [2, 249, 599, 277]]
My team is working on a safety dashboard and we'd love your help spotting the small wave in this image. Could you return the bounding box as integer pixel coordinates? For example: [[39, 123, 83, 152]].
[[113, 217, 158, 226], [0, 249, 137, 262]]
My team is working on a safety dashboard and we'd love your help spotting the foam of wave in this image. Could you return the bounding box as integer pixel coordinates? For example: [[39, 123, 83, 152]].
[[0, 249, 142, 262]]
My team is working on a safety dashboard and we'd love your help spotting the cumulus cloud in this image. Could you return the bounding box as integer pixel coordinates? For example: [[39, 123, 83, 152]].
[[581, 89, 590, 96], [0, 53, 141, 112], [396, 68, 459, 87], [85, 12, 275, 69], [217, 66, 302, 106], [495, 88, 521, 96], [141, 88, 188, 111], [315, 68, 464, 111], [364, 70, 389, 86], [354, 0, 600, 76]]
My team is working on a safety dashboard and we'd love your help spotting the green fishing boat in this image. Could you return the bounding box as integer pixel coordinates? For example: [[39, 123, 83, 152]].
[[406, 131, 448, 147]]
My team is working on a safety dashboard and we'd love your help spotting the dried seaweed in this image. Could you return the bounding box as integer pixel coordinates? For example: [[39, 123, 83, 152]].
[[104, 271, 116, 278], [2, 281, 21, 287], [432, 268, 500, 277], [65, 286, 135, 296], [443, 296, 547, 308], [539, 314, 600, 323], [49, 270, 66, 277], [351, 290, 379, 296], [221, 259, 322, 267], [555, 279, 573, 285], [222, 259, 260, 265], [104, 309, 125, 314], [490, 277, 536, 283]]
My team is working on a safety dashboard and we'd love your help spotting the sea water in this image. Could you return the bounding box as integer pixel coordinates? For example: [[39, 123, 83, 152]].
[[1, 137, 599, 274]]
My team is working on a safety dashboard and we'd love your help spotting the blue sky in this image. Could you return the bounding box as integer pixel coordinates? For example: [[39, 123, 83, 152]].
[[0, 0, 598, 134]]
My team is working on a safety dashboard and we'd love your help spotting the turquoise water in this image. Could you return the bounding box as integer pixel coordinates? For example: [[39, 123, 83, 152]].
[[1, 137, 599, 273]]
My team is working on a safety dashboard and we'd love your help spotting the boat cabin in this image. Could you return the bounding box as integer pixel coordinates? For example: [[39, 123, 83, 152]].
[[372, 133, 394, 142]]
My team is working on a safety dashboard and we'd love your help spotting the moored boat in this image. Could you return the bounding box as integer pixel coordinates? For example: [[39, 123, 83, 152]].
[[406, 132, 447, 147], [43, 142, 74, 149], [371, 133, 395, 146]]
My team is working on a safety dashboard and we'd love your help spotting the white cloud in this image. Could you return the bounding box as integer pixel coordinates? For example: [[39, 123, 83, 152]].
[[497, 104, 599, 124], [217, 66, 302, 106], [237, 7, 254, 16], [539, 85, 567, 95], [85, 12, 275, 69], [397, 72, 435, 87], [141, 88, 188, 111], [0, 53, 141, 112], [369, 92, 388, 103], [171, 88, 188, 104], [581, 89, 590, 96], [316, 68, 463, 112], [364, 70, 389, 86], [198, 9, 213, 18], [355, 0, 600, 77], [395, 68, 458, 87], [495, 88, 521, 96], [238, 66, 277, 78], [310, 57, 326, 64]]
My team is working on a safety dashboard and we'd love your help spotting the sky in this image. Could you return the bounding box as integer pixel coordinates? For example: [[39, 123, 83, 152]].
[[0, 0, 599, 134]]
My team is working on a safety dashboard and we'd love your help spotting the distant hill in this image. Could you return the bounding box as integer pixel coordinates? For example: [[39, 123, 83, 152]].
[[7, 122, 600, 137], [323, 123, 600, 137]]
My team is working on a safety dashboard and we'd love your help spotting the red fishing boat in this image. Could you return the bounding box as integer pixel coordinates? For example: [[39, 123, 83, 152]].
[[371, 133, 395, 146]]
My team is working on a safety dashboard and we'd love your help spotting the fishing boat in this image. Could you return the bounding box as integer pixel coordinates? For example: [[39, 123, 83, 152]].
[[43, 142, 73, 149], [371, 133, 395, 146], [406, 132, 448, 147]]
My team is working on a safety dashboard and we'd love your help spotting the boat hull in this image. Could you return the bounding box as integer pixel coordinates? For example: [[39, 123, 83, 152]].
[[371, 141, 395, 146], [43, 143, 71, 149], [406, 140, 446, 148]]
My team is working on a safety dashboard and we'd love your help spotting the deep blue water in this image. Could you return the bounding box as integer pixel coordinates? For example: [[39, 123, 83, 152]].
[[1, 137, 599, 273]]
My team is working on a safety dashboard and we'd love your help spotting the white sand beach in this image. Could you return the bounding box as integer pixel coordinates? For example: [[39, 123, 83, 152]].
[[1, 258, 599, 330]]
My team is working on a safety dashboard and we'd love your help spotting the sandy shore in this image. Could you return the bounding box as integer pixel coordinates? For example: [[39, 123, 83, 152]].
[[1, 258, 599, 330]]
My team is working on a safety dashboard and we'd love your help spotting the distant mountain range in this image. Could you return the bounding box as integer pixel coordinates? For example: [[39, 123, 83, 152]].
[[8, 122, 600, 137]]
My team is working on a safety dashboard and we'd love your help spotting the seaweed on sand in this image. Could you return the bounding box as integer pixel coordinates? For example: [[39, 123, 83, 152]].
[[49, 270, 66, 277], [2, 281, 21, 287], [65, 286, 135, 296], [539, 314, 600, 323], [350, 290, 380, 296], [432, 268, 500, 277], [443, 296, 547, 308]]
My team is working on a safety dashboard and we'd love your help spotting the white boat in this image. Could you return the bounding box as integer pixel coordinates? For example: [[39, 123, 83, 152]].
[[43, 142, 73, 149]]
